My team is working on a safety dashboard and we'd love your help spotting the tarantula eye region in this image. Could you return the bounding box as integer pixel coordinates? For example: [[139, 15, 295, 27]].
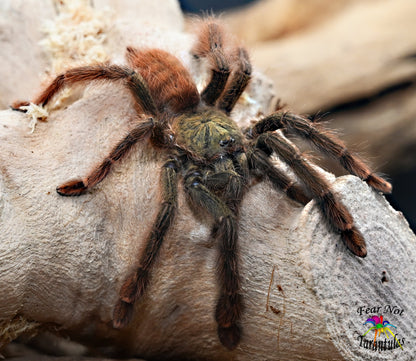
[[185, 171, 203, 188], [165, 160, 178, 170], [167, 133, 175, 144], [219, 137, 235, 147]]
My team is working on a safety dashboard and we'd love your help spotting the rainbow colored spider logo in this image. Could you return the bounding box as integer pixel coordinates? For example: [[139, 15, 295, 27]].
[[362, 315, 403, 349]]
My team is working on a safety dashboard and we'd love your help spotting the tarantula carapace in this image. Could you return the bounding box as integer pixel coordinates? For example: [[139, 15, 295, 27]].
[[14, 19, 391, 350]]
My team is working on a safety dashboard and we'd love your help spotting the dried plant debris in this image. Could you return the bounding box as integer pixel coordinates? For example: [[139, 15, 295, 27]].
[[19, 102, 49, 133], [17, 0, 114, 131], [41, 0, 112, 73]]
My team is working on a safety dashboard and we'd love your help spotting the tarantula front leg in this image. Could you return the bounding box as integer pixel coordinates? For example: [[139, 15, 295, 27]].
[[57, 118, 155, 196], [113, 159, 179, 327], [217, 47, 252, 114], [254, 131, 367, 257], [249, 112, 392, 194], [192, 20, 231, 105], [185, 171, 242, 350], [192, 20, 252, 113]]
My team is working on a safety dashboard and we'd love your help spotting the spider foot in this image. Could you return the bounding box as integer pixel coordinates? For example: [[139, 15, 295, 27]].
[[215, 293, 242, 326], [119, 271, 139, 303], [217, 324, 241, 350], [342, 227, 367, 258], [56, 179, 87, 196], [215, 293, 243, 350], [112, 300, 134, 329], [366, 174, 392, 194], [10, 100, 30, 112], [112, 268, 148, 328]]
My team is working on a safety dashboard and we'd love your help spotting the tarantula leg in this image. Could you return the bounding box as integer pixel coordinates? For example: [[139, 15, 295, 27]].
[[256, 131, 367, 257], [247, 148, 311, 205], [56, 118, 154, 196], [185, 173, 242, 350], [192, 20, 231, 105], [29, 64, 158, 116], [249, 112, 392, 194], [218, 47, 252, 114], [212, 216, 242, 350], [113, 159, 178, 328], [10, 100, 30, 111]]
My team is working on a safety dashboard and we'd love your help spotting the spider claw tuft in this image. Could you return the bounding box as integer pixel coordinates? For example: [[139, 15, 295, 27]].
[[217, 324, 241, 350], [366, 174, 392, 194], [119, 272, 139, 303], [56, 180, 87, 196], [10, 100, 30, 112], [342, 228, 367, 258], [215, 293, 243, 327], [112, 300, 134, 329]]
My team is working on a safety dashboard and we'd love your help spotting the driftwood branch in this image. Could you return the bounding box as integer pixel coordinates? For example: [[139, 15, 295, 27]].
[[1, 1, 415, 360]]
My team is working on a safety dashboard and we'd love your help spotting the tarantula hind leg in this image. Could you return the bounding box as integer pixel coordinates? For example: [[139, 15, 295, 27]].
[[56, 118, 155, 196]]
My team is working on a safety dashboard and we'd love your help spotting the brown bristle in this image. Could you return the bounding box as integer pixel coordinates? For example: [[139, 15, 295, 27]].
[[217, 324, 241, 351], [119, 272, 138, 303], [113, 301, 134, 329], [10, 100, 30, 111], [126, 47, 200, 113], [366, 174, 392, 194], [56, 180, 87, 196], [341, 228, 367, 258]]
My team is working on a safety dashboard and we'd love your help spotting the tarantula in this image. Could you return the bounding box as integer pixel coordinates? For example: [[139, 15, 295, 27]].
[[13, 19, 391, 350]]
